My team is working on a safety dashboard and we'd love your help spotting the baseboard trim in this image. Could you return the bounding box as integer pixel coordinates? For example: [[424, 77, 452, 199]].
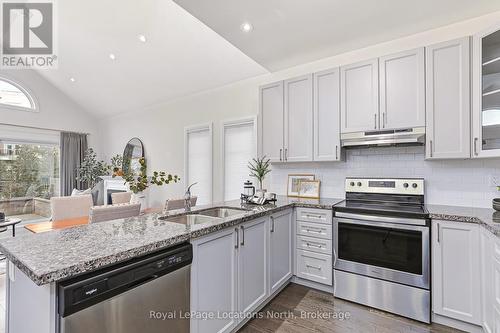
[[292, 276, 333, 293], [432, 313, 483, 333]]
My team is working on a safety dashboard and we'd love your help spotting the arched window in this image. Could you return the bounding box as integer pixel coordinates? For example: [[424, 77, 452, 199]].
[[0, 77, 36, 111]]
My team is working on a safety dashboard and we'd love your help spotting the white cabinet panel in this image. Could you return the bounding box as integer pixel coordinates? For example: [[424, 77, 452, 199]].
[[296, 220, 332, 240], [238, 218, 268, 314], [495, 306, 500, 333], [313, 68, 341, 161], [260, 81, 284, 162], [341, 58, 379, 133], [379, 48, 425, 129], [296, 235, 332, 255], [269, 210, 293, 294], [295, 207, 332, 225], [482, 228, 496, 333], [432, 220, 481, 325], [284, 74, 313, 162], [191, 228, 238, 333], [426, 38, 471, 159], [296, 249, 332, 285]]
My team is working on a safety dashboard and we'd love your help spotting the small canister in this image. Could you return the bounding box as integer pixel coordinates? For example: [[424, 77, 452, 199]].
[[243, 180, 255, 197]]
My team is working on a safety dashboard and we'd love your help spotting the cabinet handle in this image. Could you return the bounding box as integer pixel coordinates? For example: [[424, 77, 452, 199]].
[[305, 214, 323, 219], [270, 216, 275, 233], [306, 242, 322, 249], [430, 140, 433, 158], [305, 227, 323, 234], [306, 264, 322, 270], [279, 149, 282, 161], [474, 138, 479, 156], [437, 223, 440, 243], [284, 148, 288, 161], [335, 146, 338, 160], [240, 225, 245, 246], [382, 113, 386, 128], [235, 228, 239, 249], [374, 114, 377, 129]]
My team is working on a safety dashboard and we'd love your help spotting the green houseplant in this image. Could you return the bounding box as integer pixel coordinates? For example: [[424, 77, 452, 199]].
[[120, 157, 180, 195], [248, 156, 271, 195], [76, 148, 111, 189]]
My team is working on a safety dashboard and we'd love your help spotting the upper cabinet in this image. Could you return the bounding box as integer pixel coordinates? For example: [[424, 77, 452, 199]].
[[313, 68, 341, 161], [260, 81, 284, 162], [426, 38, 471, 159], [284, 74, 313, 162], [473, 25, 500, 158], [340, 59, 379, 133], [379, 48, 425, 129]]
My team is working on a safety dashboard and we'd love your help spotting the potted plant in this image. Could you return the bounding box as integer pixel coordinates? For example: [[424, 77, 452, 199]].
[[248, 156, 271, 198], [76, 148, 111, 189], [120, 157, 180, 206]]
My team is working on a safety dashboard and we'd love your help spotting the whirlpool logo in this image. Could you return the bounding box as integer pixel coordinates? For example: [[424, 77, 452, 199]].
[[1, 0, 58, 68]]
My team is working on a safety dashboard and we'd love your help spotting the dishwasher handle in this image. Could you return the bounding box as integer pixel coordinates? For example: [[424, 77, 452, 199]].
[[58, 242, 192, 318]]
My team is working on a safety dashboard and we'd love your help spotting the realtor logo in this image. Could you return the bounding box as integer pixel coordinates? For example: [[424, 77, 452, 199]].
[[1, 1, 57, 68]]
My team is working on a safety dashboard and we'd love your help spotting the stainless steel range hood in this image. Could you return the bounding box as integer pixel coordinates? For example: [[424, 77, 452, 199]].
[[341, 127, 425, 148]]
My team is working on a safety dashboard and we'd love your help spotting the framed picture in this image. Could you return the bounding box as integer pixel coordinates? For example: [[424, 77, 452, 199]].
[[298, 180, 321, 199], [287, 174, 315, 197]]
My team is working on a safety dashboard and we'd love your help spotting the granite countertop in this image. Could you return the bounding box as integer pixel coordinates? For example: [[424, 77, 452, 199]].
[[0, 196, 342, 286], [427, 204, 500, 237]]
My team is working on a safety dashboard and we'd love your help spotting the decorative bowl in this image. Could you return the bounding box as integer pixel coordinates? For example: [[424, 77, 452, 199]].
[[492, 198, 500, 211]]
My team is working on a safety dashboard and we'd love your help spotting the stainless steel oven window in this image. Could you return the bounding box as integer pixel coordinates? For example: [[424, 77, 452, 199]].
[[333, 217, 429, 289]]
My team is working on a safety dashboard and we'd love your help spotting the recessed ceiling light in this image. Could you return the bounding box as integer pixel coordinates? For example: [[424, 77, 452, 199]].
[[69, 77, 76, 82], [138, 34, 147, 43], [240, 22, 253, 33], [109, 53, 116, 60]]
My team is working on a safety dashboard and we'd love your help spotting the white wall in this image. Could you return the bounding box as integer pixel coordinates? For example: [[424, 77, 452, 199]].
[[100, 10, 500, 208], [0, 69, 100, 151]]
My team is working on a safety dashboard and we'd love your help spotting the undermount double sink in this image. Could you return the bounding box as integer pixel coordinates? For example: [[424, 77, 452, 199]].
[[161, 207, 250, 225]]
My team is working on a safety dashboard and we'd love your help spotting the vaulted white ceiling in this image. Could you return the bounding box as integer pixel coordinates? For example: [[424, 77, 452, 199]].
[[36, 0, 267, 118], [174, 0, 500, 71]]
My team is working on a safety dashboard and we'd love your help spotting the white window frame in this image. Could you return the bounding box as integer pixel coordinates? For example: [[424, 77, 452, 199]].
[[184, 122, 213, 204], [0, 76, 38, 112], [220, 116, 257, 201]]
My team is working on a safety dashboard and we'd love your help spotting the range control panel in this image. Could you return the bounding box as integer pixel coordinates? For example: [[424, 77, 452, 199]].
[[345, 178, 424, 196]]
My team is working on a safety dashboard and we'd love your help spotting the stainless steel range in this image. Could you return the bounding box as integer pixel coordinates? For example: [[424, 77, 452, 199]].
[[333, 177, 430, 323]]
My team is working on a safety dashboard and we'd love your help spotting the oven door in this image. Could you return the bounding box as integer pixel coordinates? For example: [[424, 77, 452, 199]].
[[334, 214, 429, 289]]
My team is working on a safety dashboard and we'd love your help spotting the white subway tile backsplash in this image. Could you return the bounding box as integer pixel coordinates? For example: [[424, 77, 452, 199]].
[[270, 146, 500, 208]]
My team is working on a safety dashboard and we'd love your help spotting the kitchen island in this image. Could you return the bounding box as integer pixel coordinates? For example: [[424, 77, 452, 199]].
[[0, 196, 341, 333]]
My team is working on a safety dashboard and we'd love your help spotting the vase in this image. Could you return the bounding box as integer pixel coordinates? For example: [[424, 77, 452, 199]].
[[130, 192, 146, 212], [256, 189, 267, 198]]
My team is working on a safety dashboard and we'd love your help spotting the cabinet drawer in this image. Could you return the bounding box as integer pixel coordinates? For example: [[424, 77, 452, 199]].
[[297, 235, 332, 255], [296, 221, 332, 240], [296, 249, 332, 285], [295, 208, 332, 225]]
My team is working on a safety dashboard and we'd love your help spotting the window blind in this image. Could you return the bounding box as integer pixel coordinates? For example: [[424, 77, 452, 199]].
[[186, 127, 212, 204]]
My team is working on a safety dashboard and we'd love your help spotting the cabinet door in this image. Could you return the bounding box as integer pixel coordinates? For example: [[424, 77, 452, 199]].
[[260, 81, 284, 162], [432, 220, 481, 325], [481, 228, 495, 333], [284, 74, 313, 162], [473, 26, 500, 158], [340, 58, 379, 133], [313, 68, 341, 161], [379, 48, 425, 129], [238, 218, 268, 315], [191, 228, 238, 333], [269, 210, 293, 294], [426, 38, 471, 159]]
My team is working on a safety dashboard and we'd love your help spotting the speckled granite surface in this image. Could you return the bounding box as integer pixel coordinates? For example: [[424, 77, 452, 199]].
[[427, 204, 500, 237], [0, 196, 341, 286]]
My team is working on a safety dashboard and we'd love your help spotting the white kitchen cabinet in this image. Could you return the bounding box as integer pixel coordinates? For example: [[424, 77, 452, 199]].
[[379, 48, 425, 129], [313, 68, 341, 161], [260, 81, 284, 162], [237, 218, 269, 315], [426, 38, 471, 159], [472, 24, 500, 158], [284, 74, 313, 162], [481, 228, 496, 333], [269, 209, 293, 294], [191, 227, 238, 333], [432, 220, 481, 325], [341, 58, 379, 133]]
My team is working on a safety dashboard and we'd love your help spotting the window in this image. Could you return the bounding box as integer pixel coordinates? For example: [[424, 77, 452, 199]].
[[0, 78, 36, 110], [0, 125, 60, 222], [185, 124, 212, 205], [222, 118, 256, 201]]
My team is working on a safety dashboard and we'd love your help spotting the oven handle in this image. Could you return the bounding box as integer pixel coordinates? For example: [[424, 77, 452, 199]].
[[334, 216, 429, 232], [334, 212, 427, 227]]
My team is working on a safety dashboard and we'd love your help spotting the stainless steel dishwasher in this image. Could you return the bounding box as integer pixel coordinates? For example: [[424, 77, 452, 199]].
[[57, 243, 192, 333]]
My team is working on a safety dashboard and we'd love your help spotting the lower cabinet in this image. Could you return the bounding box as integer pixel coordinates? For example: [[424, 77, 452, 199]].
[[482, 228, 496, 333], [191, 211, 292, 333], [432, 220, 481, 325], [269, 210, 293, 294]]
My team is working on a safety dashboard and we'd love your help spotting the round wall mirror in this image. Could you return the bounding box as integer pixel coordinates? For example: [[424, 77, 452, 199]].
[[122, 138, 144, 175]]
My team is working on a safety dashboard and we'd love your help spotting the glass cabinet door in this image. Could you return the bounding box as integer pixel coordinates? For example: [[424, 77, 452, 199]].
[[474, 27, 500, 157]]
